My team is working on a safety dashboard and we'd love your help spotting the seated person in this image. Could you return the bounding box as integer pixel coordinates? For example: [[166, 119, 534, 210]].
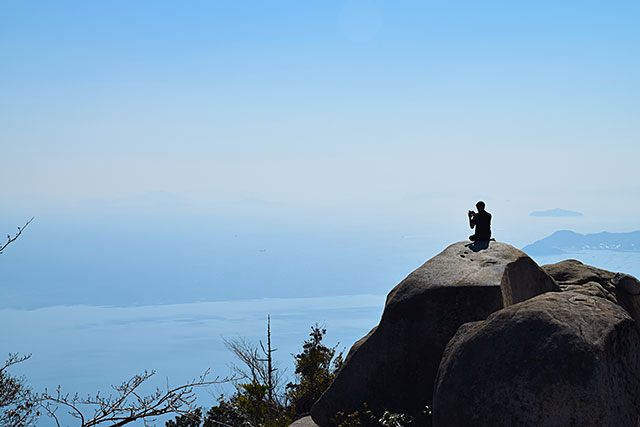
[[468, 201, 492, 241]]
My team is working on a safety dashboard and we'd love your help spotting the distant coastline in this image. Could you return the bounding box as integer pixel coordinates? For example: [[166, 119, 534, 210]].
[[523, 230, 640, 255]]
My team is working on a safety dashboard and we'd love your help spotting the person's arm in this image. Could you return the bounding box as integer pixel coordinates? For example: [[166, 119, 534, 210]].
[[468, 211, 475, 229]]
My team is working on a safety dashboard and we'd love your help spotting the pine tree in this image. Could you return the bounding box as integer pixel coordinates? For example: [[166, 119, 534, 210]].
[[286, 324, 343, 416]]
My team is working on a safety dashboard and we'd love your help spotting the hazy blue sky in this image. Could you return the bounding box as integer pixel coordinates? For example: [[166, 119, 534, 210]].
[[3, 1, 639, 223], [2, 0, 640, 273]]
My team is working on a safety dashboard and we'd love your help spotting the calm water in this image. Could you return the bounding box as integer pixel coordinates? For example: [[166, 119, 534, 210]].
[[3, 295, 385, 427]]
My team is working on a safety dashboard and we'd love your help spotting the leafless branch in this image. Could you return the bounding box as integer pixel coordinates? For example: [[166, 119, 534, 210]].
[[224, 337, 264, 384], [0, 217, 34, 254], [0, 353, 32, 374], [223, 315, 286, 406], [39, 369, 231, 427]]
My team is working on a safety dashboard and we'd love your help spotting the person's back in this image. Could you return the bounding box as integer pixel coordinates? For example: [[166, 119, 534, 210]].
[[468, 201, 492, 241]]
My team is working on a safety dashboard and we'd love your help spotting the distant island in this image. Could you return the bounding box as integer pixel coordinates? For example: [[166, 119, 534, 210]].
[[523, 230, 640, 255], [529, 208, 583, 217]]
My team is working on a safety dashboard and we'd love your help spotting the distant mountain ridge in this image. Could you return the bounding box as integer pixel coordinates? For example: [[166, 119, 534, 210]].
[[523, 230, 640, 255]]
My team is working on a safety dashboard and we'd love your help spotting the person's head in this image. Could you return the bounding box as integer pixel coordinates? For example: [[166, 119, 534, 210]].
[[476, 201, 486, 211]]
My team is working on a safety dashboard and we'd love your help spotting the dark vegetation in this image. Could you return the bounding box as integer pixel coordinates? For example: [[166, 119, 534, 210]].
[[332, 403, 432, 427], [165, 320, 427, 426], [166, 321, 343, 427], [0, 354, 38, 427]]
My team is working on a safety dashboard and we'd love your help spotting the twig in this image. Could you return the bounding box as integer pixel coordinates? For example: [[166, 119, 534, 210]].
[[39, 369, 232, 427], [0, 217, 34, 254]]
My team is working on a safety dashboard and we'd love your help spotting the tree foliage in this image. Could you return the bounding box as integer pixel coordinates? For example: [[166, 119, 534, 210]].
[[165, 407, 203, 427], [286, 324, 343, 416], [207, 383, 291, 427], [0, 353, 38, 427], [334, 404, 432, 427], [186, 321, 343, 427]]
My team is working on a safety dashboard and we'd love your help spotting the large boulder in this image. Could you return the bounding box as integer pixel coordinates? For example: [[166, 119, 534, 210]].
[[542, 259, 640, 332], [311, 241, 558, 426], [433, 290, 640, 427]]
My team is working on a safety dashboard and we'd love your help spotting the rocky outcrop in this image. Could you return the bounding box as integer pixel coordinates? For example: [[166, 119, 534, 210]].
[[311, 241, 558, 426], [501, 256, 558, 306], [433, 290, 640, 427], [542, 259, 619, 291], [542, 259, 640, 332]]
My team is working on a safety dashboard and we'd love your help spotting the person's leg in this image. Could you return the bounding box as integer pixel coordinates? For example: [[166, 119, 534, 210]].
[[469, 234, 478, 241]]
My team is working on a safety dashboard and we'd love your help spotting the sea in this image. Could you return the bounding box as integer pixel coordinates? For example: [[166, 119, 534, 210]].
[[2, 214, 639, 426]]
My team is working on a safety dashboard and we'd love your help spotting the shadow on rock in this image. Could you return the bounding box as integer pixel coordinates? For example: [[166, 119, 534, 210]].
[[465, 240, 491, 252]]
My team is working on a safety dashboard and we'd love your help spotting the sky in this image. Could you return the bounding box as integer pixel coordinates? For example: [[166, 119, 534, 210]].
[[1, 1, 640, 306], [2, 1, 639, 220]]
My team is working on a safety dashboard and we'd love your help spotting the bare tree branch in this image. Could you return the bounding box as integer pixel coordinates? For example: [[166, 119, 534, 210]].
[[39, 369, 232, 427], [0, 353, 32, 375], [0, 217, 34, 254], [223, 315, 286, 407]]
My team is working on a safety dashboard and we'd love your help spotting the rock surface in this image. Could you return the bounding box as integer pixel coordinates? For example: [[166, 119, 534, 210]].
[[542, 259, 618, 290], [432, 290, 640, 427], [543, 259, 640, 332], [311, 241, 557, 426], [501, 256, 558, 306], [289, 416, 320, 427]]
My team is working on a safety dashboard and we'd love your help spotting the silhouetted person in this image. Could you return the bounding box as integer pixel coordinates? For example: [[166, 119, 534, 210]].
[[468, 201, 491, 241]]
